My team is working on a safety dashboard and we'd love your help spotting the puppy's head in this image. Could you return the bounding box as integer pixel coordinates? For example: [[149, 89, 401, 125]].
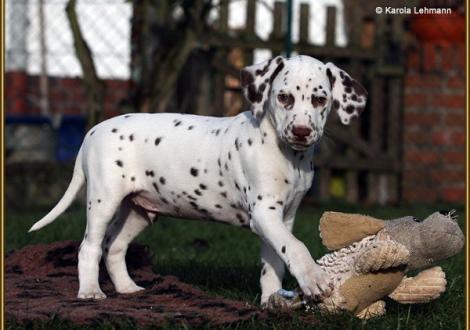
[[240, 55, 368, 151]]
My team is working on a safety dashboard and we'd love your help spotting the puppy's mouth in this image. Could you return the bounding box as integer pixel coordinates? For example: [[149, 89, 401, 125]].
[[285, 135, 321, 150]]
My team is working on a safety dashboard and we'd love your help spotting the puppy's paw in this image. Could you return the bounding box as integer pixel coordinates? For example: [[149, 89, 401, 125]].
[[297, 263, 333, 301], [77, 289, 107, 300], [117, 283, 145, 294]]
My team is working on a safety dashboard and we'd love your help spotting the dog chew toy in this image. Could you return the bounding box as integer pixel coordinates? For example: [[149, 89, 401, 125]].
[[268, 210, 464, 319]]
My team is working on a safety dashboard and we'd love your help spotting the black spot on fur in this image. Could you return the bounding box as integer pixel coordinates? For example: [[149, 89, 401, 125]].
[[332, 99, 340, 110], [131, 177, 135, 181], [155, 137, 162, 145], [188, 125, 194, 130], [247, 138, 253, 146], [218, 181, 224, 187], [194, 189, 202, 196], [111, 128, 118, 133], [159, 177, 166, 184], [115, 160, 123, 167], [152, 182, 160, 193], [190, 168, 199, 176], [276, 201, 283, 206], [215, 204, 222, 209], [90, 130, 95, 136], [129, 134, 134, 141], [269, 206, 276, 210], [174, 120, 182, 127], [236, 213, 245, 223], [257, 195, 262, 201], [281, 246, 286, 253], [199, 184, 207, 190], [326, 68, 336, 88], [284, 179, 290, 184], [220, 192, 228, 198]]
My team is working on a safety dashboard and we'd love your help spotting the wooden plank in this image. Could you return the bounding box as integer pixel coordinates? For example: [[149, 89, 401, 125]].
[[299, 3, 310, 44], [388, 77, 401, 158], [314, 157, 400, 172], [317, 168, 331, 202], [246, 0, 256, 34], [345, 61, 361, 204], [205, 36, 376, 60], [218, 0, 229, 32], [348, 3, 362, 47], [325, 6, 336, 47], [271, 1, 284, 40]]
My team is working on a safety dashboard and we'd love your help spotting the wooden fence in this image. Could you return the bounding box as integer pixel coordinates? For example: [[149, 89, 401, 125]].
[[163, 0, 407, 205]]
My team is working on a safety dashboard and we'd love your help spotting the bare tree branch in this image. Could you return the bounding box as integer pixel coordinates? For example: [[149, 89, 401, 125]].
[[66, 0, 105, 128]]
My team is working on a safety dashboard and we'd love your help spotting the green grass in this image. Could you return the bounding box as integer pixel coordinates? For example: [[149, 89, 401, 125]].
[[5, 202, 466, 329]]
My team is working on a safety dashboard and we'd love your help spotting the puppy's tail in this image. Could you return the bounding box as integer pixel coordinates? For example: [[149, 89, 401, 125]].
[[29, 147, 85, 232]]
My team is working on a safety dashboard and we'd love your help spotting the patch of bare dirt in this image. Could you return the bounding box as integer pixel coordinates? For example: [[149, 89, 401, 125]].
[[5, 241, 268, 327]]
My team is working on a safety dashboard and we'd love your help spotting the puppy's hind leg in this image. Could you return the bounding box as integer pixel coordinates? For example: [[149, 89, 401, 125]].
[[103, 198, 151, 294], [78, 189, 124, 299]]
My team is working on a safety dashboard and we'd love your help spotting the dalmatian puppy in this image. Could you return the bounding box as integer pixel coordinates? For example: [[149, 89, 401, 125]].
[[29, 55, 367, 305]]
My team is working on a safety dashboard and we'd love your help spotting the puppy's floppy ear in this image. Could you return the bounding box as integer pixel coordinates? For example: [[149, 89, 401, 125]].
[[325, 62, 368, 125], [240, 56, 285, 120]]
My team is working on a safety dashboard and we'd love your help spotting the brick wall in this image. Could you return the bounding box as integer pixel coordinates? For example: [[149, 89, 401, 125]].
[[5, 72, 130, 118], [402, 42, 466, 203]]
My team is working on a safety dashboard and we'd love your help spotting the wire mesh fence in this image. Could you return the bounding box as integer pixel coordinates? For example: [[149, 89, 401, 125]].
[[4, 0, 466, 205]]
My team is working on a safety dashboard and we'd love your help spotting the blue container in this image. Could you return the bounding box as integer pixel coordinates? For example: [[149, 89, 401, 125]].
[[6, 115, 86, 162]]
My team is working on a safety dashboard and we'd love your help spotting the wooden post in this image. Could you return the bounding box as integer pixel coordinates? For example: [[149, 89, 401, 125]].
[[244, 0, 256, 65], [299, 3, 310, 44], [271, 1, 284, 41], [213, 0, 229, 116], [325, 7, 336, 47], [318, 168, 331, 202]]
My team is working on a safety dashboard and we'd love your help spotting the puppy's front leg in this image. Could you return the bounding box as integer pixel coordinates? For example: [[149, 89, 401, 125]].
[[252, 206, 332, 301]]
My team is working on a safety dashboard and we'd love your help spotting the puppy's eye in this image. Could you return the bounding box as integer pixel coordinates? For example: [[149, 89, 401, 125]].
[[317, 97, 327, 106], [277, 93, 289, 103]]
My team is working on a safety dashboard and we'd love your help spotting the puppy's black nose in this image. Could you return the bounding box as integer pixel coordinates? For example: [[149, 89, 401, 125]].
[[292, 126, 312, 139]]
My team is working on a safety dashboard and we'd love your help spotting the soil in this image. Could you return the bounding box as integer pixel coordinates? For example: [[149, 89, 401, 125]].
[[5, 241, 269, 328]]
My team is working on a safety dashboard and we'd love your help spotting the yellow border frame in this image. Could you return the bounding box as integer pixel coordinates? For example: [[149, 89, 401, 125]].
[[0, 1, 468, 329]]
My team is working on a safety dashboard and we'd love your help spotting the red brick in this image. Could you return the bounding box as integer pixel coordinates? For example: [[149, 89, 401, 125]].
[[444, 151, 466, 164], [444, 112, 466, 126], [431, 169, 465, 183], [403, 131, 431, 145], [431, 94, 465, 109], [405, 74, 442, 88], [404, 151, 439, 164], [441, 44, 457, 71], [452, 132, 466, 145], [423, 43, 437, 72], [406, 48, 421, 71], [404, 112, 439, 126], [403, 187, 438, 203], [442, 187, 465, 202], [456, 44, 465, 71], [432, 132, 452, 145], [447, 76, 465, 89], [404, 93, 428, 107]]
